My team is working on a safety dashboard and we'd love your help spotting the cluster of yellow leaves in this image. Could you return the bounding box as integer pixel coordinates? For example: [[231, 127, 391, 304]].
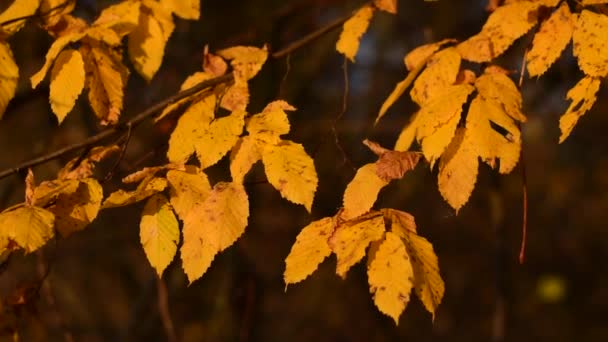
[[457, 1, 608, 142], [284, 146, 442, 324], [379, 39, 526, 211], [24, 0, 199, 124], [0, 0, 40, 119], [0, 145, 118, 257], [335, 0, 397, 62]]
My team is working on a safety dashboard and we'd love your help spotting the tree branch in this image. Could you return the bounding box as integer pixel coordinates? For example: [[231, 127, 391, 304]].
[[0, 0, 73, 27], [0, 3, 360, 180]]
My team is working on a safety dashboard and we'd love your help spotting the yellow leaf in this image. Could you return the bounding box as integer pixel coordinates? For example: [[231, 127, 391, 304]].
[[102, 177, 167, 209], [128, 10, 166, 81], [437, 129, 478, 212], [0, 0, 40, 35], [404, 39, 456, 71], [140, 194, 179, 276], [30, 32, 85, 88], [246, 100, 295, 139], [0, 205, 54, 254], [330, 214, 385, 278], [383, 208, 417, 235], [457, 1, 540, 62], [122, 163, 184, 184], [220, 80, 249, 111], [262, 140, 318, 212], [466, 96, 521, 173], [581, 0, 608, 4], [374, 0, 396, 14], [160, 0, 200, 19], [195, 110, 246, 168], [342, 164, 388, 220], [401, 230, 444, 318], [58, 144, 120, 180], [40, 0, 75, 27], [93, 0, 141, 37], [230, 136, 263, 184], [0, 42, 18, 119], [47, 178, 103, 237], [157, 71, 214, 121], [85, 26, 123, 46], [49, 49, 85, 123], [166, 94, 216, 162], [367, 231, 413, 324], [573, 10, 608, 77], [284, 216, 335, 285], [166, 166, 211, 221], [142, 0, 175, 41], [415, 84, 475, 165], [410, 47, 461, 105], [394, 111, 419, 152], [559, 76, 601, 143], [217, 45, 268, 81], [526, 3, 574, 77], [336, 5, 375, 62], [475, 70, 526, 122], [81, 45, 129, 125], [181, 182, 248, 283], [33, 178, 80, 207]]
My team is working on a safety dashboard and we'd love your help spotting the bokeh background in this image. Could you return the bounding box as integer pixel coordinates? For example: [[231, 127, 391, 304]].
[[1, 0, 607, 341]]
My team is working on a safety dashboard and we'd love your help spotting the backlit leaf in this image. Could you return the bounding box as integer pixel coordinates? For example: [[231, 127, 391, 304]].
[[195, 109, 245, 168], [0, 0, 40, 35], [410, 47, 461, 105], [457, 1, 540, 62], [33, 179, 80, 207], [102, 177, 167, 209], [262, 141, 318, 212], [367, 231, 414, 324], [0, 206, 54, 254], [573, 10, 608, 77], [437, 129, 478, 212], [342, 164, 388, 220], [166, 94, 215, 162], [140, 194, 179, 276], [128, 10, 165, 81], [284, 216, 335, 285], [0, 42, 18, 119], [559, 76, 601, 143], [81, 45, 129, 125], [475, 70, 526, 122], [526, 3, 574, 77], [246, 100, 295, 139], [160, 0, 200, 19], [374, 0, 396, 14], [49, 49, 85, 123], [47, 178, 103, 237], [330, 214, 384, 278], [166, 166, 211, 221], [404, 39, 455, 71], [401, 230, 444, 318], [218, 45, 268, 81], [336, 5, 375, 62], [31, 32, 85, 88], [230, 136, 263, 184], [93, 0, 140, 37], [181, 182, 248, 283]]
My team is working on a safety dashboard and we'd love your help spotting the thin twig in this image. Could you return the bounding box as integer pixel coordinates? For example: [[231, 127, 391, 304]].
[[332, 57, 356, 171], [0, 74, 233, 180], [156, 276, 176, 342], [518, 48, 529, 264], [0, 0, 73, 27], [103, 124, 132, 182]]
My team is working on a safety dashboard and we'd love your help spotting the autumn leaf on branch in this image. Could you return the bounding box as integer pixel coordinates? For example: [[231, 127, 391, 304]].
[[336, 5, 375, 62], [140, 194, 179, 277]]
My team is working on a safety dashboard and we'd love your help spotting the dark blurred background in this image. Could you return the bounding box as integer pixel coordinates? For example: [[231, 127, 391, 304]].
[[1, 0, 607, 341]]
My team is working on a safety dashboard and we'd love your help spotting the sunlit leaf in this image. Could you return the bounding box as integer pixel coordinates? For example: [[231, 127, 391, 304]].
[[49, 49, 85, 123], [140, 194, 179, 276], [336, 5, 375, 62]]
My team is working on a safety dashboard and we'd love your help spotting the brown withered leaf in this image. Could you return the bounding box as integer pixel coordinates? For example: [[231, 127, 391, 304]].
[[363, 140, 422, 181]]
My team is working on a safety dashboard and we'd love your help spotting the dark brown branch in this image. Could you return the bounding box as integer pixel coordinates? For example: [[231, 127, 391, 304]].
[[0, 74, 233, 179], [0, 3, 358, 180]]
